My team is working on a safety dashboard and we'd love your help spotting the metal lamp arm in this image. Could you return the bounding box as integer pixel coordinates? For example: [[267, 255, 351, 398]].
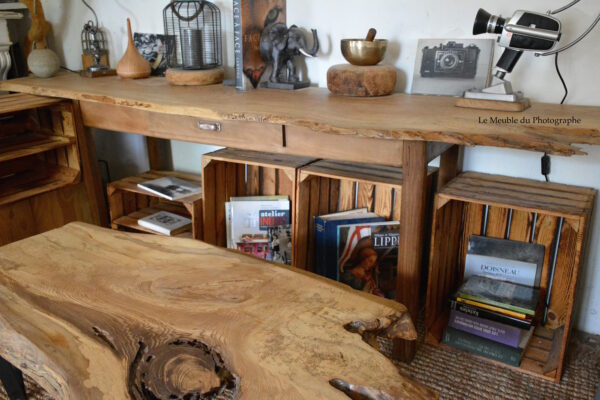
[[536, 11, 600, 56], [548, 0, 581, 15]]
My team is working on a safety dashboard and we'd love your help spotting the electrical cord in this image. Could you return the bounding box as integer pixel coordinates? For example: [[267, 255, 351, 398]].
[[555, 53, 568, 105]]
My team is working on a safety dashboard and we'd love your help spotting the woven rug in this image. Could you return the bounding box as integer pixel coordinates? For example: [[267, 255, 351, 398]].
[[2, 324, 599, 400]]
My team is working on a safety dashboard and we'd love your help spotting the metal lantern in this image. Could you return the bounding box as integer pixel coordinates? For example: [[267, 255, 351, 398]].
[[163, 0, 222, 70], [81, 0, 109, 72]]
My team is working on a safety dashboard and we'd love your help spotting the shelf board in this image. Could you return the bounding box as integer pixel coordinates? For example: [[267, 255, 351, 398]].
[[113, 206, 193, 239], [0, 93, 62, 115], [0, 163, 80, 207], [107, 170, 203, 205], [0, 134, 74, 163]]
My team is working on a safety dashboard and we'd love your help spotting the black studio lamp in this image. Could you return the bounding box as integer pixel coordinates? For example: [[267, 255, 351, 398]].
[[464, 1, 600, 103]]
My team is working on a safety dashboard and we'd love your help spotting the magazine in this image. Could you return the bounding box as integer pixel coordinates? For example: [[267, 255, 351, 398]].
[[138, 177, 202, 201], [138, 211, 192, 236], [227, 196, 290, 260]]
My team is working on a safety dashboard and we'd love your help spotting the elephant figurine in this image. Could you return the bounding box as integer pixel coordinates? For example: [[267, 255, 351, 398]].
[[259, 23, 319, 89]]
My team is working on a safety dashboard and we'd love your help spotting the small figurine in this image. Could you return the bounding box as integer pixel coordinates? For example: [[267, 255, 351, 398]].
[[259, 23, 319, 89]]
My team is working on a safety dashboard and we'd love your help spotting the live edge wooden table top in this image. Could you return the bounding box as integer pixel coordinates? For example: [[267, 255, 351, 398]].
[[1, 72, 600, 155], [0, 223, 436, 400]]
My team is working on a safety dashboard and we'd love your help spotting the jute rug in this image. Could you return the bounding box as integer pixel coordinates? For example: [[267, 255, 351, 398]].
[[2, 323, 599, 400]]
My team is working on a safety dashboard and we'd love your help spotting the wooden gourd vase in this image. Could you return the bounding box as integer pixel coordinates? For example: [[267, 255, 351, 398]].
[[116, 18, 151, 79]]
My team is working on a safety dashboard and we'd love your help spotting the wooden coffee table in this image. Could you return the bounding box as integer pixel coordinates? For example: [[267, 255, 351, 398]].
[[0, 223, 437, 399]]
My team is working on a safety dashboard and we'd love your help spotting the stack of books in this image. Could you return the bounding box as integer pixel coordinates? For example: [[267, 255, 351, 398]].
[[443, 275, 540, 366]]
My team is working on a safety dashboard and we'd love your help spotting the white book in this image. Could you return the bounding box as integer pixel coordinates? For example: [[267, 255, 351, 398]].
[[138, 211, 192, 236], [228, 198, 290, 255], [137, 177, 202, 201]]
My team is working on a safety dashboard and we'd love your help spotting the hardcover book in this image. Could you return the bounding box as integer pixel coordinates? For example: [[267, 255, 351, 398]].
[[465, 235, 545, 288], [442, 326, 526, 367], [227, 196, 290, 260], [138, 177, 202, 201], [449, 299, 532, 330], [336, 221, 400, 299], [313, 209, 384, 280], [456, 276, 540, 316], [233, 0, 286, 90], [138, 211, 192, 236], [447, 309, 534, 348]]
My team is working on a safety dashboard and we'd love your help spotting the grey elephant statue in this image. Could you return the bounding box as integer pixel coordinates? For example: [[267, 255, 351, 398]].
[[259, 23, 319, 89]]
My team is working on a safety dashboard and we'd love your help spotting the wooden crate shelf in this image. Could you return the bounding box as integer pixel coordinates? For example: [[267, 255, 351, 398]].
[[425, 171, 595, 383], [294, 159, 437, 271], [201, 148, 315, 250], [0, 134, 74, 163], [107, 171, 203, 240], [0, 99, 82, 207]]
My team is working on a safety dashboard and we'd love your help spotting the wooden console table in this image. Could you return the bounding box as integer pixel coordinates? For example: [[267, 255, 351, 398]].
[[0, 223, 437, 399], [2, 72, 600, 361]]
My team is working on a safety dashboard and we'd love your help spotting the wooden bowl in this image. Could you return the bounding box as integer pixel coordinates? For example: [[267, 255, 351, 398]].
[[341, 39, 388, 66]]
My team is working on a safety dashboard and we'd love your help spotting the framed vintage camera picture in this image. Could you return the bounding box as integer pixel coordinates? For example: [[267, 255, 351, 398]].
[[410, 38, 494, 97]]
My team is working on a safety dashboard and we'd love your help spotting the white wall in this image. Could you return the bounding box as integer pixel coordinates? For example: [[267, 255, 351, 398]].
[[41, 0, 600, 333]]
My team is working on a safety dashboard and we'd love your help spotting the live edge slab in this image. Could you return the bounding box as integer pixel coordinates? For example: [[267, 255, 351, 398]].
[[0, 223, 437, 400], [1, 72, 600, 157]]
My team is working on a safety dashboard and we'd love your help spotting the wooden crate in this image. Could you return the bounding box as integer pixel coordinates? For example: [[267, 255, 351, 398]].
[[107, 170, 203, 239], [201, 148, 315, 249], [294, 159, 437, 271], [0, 96, 81, 207], [425, 172, 595, 383]]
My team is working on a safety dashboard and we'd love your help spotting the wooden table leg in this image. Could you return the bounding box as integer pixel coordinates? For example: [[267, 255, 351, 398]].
[[437, 145, 461, 191], [73, 101, 109, 227], [146, 138, 173, 171], [0, 356, 26, 400], [394, 141, 428, 362]]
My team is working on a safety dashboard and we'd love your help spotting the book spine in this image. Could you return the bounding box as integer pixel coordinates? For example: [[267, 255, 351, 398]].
[[442, 327, 521, 367], [313, 217, 326, 277], [449, 300, 531, 330], [448, 309, 522, 348], [456, 297, 528, 320], [458, 293, 535, 316], [232, 0, 245, 91]]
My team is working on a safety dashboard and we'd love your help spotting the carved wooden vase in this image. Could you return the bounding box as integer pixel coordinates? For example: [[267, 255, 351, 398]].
[[116, 18, 151, 79]]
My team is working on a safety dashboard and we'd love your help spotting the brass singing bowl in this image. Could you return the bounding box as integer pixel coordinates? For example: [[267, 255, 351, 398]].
[[341, 39, 388, 66]]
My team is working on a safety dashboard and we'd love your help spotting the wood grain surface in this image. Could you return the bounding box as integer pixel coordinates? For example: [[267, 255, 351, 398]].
[[1, 72, 599, 155], [0, 223, 436, 400]]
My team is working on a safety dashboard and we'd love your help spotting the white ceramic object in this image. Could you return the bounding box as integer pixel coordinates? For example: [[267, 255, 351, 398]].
[[28, 48, 60, 78]]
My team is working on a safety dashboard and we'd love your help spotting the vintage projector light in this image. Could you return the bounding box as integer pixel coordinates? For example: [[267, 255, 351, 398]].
[[465, 1, 600, 103]]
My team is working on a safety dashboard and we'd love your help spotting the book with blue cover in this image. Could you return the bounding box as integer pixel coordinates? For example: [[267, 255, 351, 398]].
[[313, 209, 384, 280]]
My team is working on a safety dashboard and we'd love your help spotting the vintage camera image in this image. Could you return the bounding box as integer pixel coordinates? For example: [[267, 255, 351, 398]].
[[411, 38, 494, 96]]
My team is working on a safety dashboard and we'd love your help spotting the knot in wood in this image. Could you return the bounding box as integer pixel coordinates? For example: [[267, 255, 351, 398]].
[[129, 339, 240, 400]]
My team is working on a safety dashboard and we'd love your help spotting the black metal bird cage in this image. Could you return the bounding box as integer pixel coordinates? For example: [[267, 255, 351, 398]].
[[163, 0, 222, 70]]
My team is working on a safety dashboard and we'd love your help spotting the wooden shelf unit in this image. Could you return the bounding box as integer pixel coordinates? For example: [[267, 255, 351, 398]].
[[294, 160, 437, 271], [0, 95, 81, 208], [201, 148, 315, 252], [425, 172, 595, 383], [107, 171, 203, 240]]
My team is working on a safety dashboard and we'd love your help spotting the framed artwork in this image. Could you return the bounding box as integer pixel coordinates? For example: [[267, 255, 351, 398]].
[[133, 33, 175, 76], [411, 38, 494, 97]]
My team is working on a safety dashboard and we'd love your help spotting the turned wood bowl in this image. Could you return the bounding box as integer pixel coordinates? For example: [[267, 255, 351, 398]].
[[341, 39, 388, 66]]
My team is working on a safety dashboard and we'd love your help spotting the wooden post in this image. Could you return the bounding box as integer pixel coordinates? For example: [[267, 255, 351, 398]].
[[395, 141, 428, 361], [146, 138, 173, 171], [72, 101, 109, 227], [437, 145, 461, 191]]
